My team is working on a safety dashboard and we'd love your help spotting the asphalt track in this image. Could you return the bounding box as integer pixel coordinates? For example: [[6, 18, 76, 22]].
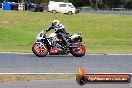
[[0, 78, 131, 88], [82, 11, 132, 15], [0, 53, 132, 73]]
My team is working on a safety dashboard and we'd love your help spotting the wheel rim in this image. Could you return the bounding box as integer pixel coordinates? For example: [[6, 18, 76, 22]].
[[68, 11, 72, 15], [72, 42, 85, 54], [52, 10, 56, 13], [34, 43, 48, 55]]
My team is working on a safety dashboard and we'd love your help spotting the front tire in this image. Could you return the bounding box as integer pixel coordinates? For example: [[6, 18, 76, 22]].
[[70, 42, 85, 57], [32, 42, 48, 57]]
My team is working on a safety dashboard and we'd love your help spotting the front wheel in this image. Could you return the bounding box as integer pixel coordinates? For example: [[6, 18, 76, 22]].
[[68, 11, 72, 15], [70, 42, 85, 57], [32, 42, 48, 57]]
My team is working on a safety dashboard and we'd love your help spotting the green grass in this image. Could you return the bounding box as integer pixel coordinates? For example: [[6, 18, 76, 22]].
[[0, 74, 75, 82], [0, 10, 132, 54]]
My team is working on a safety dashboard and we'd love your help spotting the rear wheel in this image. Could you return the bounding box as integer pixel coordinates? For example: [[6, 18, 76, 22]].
[[68, 11, 72, 15], [70, 42, 85, 57], [52, 10, 57, 14], [32, 42, 48, 57]]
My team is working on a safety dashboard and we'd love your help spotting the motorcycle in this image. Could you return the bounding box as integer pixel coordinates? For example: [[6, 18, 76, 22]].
[[32, 29, 85, 57]]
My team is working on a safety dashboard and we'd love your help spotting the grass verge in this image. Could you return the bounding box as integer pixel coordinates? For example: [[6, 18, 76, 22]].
[[0, 74, 75, 82], [0, 10, 132, 54]]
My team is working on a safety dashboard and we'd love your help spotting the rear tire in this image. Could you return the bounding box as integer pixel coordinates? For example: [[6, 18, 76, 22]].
[[52, 10, 57, 14], [70, 42, 85, 57], [68, 11, 72, 15], [32, 42, 48, 57]]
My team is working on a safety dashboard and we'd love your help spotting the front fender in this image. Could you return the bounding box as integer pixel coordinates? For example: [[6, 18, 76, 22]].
[[70, 34, 82, 42]]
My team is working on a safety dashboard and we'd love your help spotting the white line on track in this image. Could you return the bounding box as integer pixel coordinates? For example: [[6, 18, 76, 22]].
[[89, 54, 132, 55], [0, 52, 132, 55], [0, 73, 132, 75], [0, 52, 33, 54]]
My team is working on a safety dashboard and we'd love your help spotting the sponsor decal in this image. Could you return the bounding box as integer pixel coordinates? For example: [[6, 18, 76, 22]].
[[76, 67, 131, 85]]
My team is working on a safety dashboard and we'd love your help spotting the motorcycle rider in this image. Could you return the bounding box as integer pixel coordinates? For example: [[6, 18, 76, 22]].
[[46, 20, 70, 47]]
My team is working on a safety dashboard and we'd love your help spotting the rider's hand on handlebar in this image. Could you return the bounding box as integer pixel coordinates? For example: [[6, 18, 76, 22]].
[[45, 29, 49, 33]]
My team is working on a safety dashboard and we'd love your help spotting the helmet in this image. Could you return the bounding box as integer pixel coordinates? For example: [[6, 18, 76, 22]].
[[52, 20, 60, 26]]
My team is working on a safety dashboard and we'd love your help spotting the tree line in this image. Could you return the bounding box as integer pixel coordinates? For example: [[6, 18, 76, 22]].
[[30, 0, 132, 10], [65, 0, 132, 10], [1, 0, 132, 10]]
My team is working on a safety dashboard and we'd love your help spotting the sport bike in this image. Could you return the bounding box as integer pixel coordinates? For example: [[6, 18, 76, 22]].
[[32, 30, 85, 57]]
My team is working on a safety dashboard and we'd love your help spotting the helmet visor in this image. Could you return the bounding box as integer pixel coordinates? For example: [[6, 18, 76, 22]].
[[53, 22, 57, 26]]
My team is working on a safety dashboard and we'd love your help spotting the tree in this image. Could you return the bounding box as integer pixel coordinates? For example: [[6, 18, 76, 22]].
[[64, 0, 68, 2], [89, 0, 104, 10], [103, 0, 126, 10], [125, 0, 132, 9], [71, 0, 90, 7]]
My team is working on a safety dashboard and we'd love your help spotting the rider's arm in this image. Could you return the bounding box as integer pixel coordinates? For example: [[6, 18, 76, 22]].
[[46, 26, 54, 32]]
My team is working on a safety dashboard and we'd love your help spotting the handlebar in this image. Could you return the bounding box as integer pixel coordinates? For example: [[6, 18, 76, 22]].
[[43, 29, 48, 37], [43, 30, 47, 34]]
